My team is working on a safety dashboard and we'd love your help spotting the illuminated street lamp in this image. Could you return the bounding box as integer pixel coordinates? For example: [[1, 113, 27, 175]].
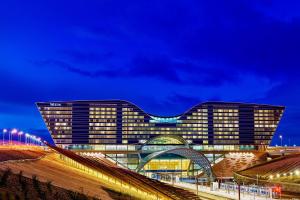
[[2, 129, 7, 145], [25, 133, 30, 145], [37, 137, 42, 146], [31, 135, 39, 146], [32, 136, 36, 145], [29, 135, 34, 145], [279, 135, 283, 147], [30, 135, 34, 145], [18, 131, 23, 143], [22, 132, 42, 146], [10, 128, 18, 144], [276, 174, 280, 178]]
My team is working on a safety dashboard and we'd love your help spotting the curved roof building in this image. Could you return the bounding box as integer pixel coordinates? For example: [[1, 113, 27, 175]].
[[36, 100, 284, 151]]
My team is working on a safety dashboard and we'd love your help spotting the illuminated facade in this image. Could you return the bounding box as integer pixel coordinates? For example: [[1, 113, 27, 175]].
[[37, 100, 284, 150], [37, 100, 284, 173]]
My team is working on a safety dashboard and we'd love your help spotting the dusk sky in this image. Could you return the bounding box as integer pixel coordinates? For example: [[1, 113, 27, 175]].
[[1, 0, 300, 145]]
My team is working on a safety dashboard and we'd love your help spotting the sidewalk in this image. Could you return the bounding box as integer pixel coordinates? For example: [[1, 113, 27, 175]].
[[171, 181, 273, 200]]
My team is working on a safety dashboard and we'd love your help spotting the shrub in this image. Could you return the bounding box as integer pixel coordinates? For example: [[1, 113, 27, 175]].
[[68, 191, 89, 200], [32, 175, 41, 194], [0, 168, 12, 186], [18, 170, 23, 185], [20, 179, 27, 191], [46, 180, 53, 193], [32, 175, 47, 200], [39, 191, 47, 200], [54, 191, 61, 200], [19, 178, 28, 200]]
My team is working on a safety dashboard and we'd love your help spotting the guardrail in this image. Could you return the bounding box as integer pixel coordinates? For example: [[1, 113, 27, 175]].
[[220, 182, 271, 198], [234, 172, 300, 193]]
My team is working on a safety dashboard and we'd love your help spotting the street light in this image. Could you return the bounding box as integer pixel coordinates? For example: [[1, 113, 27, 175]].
[[18, 131, 23, 143], [30, 135, 34, 145], [25, 133, 30, 145], [2, 129, 7, 145], [32, 136, 37, 145], [279, 135, 283, 147], [37, 137, 42, 146], [10, 128, 18, 145]]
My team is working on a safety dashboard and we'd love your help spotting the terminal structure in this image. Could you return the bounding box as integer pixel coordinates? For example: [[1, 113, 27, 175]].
[[37, 100, 284, 178]]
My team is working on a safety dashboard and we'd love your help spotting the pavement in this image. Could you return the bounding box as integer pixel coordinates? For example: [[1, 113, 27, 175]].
[[169, 181, 276, 200]]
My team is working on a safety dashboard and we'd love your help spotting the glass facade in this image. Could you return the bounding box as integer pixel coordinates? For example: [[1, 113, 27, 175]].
[[254, 109, 283, 145], [213, 108, 239, 145], [37, 100, 284, 174], [37, 100, 284, 149], [39, 103, 72, 144]]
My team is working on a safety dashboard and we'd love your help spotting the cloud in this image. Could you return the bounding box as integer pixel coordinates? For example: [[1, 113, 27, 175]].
[[132, 93, 202, 116], [165, 93, 202, 108], [33, 54, 240, 87], [129, 55, 182, 83], [33, 59, 119, 78], [28, 0, 300, 90], [63, 50, 114, 65], [171, 2, 300, 79], [2, 0, 300, 143]]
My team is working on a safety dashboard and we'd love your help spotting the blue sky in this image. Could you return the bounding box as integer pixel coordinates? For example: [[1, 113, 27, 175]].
[[0, 0, 299, 145]]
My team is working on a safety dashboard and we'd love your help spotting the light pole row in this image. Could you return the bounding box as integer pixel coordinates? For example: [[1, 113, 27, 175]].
[[278, 134, 295, 147], [1, 128, 43, 146]]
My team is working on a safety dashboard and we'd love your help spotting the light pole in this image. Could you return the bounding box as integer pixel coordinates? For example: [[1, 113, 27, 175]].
[[37, 137, 41, 146], [31, 136, 34, 145], [25, 133, 29, 145], [33, 136, 37, 145], [30, 135, 33, 145], [9, 130, 11, 144], [33, 136, 39, 146], [32, 135, 38, 146], [10, 128, 18, 145], [279, 135, 283, 147], [18, 131, 23, 144], [196, 177, 199, 196], [2, 129, 7, 145]]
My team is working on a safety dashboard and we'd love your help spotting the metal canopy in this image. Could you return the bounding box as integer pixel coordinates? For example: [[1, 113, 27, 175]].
[[136, 147, 216, 182]]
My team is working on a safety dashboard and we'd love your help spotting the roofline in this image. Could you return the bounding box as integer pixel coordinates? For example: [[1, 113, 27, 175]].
[[36, 99, 285, 118], [36, 99, 285, 107], [201, 101, 285, 108]]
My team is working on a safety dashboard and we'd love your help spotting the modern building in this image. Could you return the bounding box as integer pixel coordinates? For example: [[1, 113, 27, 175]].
[[36, 100, 284, 175]]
